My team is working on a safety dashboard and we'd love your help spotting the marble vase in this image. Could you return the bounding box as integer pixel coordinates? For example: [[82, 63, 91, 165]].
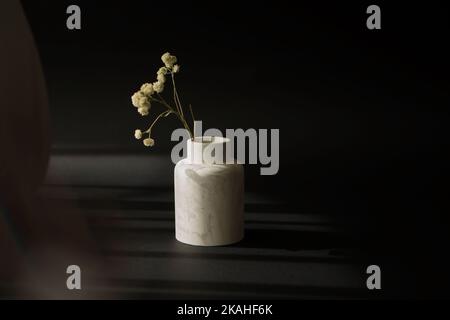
[[174, 136, 244, 246]]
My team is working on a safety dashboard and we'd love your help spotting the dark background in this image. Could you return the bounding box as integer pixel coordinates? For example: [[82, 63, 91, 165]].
[[20, 0, 450, 297]]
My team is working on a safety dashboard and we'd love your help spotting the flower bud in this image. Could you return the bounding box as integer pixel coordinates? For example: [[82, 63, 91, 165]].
[[143, 138, 155, 147], [140, 83, 154, 96], [138, 107, 149, 116], [134, 129, 143, 139]]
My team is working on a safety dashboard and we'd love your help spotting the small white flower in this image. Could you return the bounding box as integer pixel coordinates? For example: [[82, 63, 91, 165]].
[[153, 81, 164, 93], [140, 83, 154, 96], [138, 107, 149, 116], [157, 67, 168, 76], [131, 91, 145, 108], [134, 129, 143, 139], [161, 52, 177, 68], [172, 64, 180, 73], [157, 73, 166, 83], [138, 95, 150, 108], [143, 137, 155, 147]]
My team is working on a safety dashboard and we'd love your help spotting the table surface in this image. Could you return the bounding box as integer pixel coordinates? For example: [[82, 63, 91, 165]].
[[35, 185, 371, 299]]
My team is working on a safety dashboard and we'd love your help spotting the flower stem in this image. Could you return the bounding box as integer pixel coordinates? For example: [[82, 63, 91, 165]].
[[171, 73, 184, 118], [189, 104, 195, 128], [155, 93, 193, 139], [146, 110, 172, 135]]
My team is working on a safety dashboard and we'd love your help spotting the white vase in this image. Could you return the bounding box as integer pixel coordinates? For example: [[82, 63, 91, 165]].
[[174, 136, 244, 246]]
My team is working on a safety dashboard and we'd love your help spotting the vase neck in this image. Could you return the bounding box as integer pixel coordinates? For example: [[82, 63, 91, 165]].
[[187, 136, 231, 164]]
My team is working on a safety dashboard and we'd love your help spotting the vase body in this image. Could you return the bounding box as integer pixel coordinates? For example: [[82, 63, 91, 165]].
[[174, 137, 244, 246]]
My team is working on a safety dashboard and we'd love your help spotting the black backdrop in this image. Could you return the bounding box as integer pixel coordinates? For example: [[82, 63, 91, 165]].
[[21, 0, 450, 296]]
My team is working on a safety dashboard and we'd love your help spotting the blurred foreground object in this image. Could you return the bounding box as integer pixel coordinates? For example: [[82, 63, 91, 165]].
[[0, 0, 105, 299]]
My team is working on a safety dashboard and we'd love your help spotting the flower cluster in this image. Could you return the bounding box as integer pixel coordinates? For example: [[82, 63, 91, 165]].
[[131, 91, 150, 116], [131, 52, 192, 147]]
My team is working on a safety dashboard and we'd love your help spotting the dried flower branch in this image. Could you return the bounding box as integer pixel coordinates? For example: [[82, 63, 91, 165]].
[[131, 52, 194, 147]]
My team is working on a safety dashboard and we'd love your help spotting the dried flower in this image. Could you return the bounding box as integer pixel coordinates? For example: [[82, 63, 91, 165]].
[[139, 96, 150, 109], [153, 81, 164, 93], [131, 91, 144, 108], [132, 91, 151, 109], [138, 107, 149, 116], [140, 83, 154, 96], [130, 52, 195, 145], [157, 73, 166, 83], [161, 52, 177, 68], [157, 67, 168, 76], [134, 129, 143, 139], [143, 137, 155, 147]]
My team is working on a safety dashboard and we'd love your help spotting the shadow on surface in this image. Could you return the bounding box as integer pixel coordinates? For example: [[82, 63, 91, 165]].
[[236, 229, 355, 252], [98, 278, 369, 299]]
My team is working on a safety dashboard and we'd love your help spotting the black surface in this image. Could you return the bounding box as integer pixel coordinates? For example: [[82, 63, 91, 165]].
[[38, 185, 370, 299]]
